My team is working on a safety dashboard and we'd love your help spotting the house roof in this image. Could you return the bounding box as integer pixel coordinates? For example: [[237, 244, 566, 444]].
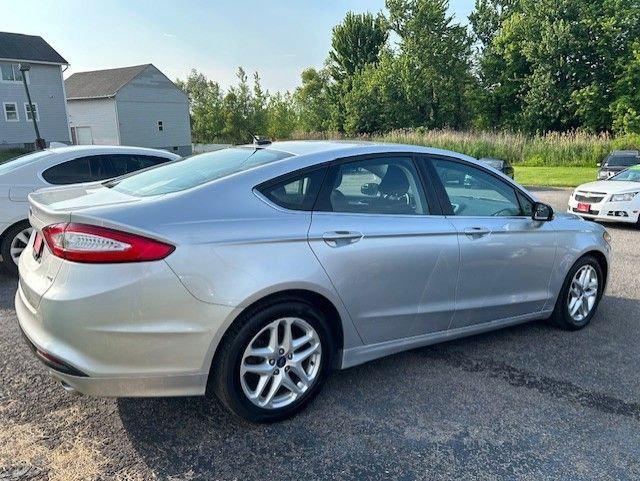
[[0, 32, 68, 65], [64, 64, 152, 100]]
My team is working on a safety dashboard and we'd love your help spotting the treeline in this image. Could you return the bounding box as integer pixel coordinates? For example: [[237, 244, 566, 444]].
[[176, 0, 640, 145]]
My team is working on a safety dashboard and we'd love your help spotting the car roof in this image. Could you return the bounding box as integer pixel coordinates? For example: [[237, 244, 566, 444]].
[[46, 145, 179, 157], [249, 140, 479, 163]]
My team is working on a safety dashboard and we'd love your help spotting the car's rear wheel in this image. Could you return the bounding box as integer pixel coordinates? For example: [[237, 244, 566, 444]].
[[550, 255, 603, 330], [211, 299, 334, 422], [1, 221, 33, 275]]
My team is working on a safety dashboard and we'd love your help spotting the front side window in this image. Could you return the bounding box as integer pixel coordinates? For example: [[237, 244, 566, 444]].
[[0, 63, 24, 82], [24, 103, 39, 121], [433, 158, 524, 217], [42, 157, 92, 185], [3, 102, 18, 121], [260, 169, 326, 211], [107, 147, 291, 197], [317, 156, 428, 215]]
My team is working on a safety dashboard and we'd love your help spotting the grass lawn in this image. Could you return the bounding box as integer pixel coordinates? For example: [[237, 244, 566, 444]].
[[515, 166, 597, 188], [0, 149, 29, 164]]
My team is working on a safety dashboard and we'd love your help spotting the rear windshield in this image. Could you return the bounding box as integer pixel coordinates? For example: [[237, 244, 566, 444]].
[[0, 150, 51, 175], [107, 147, 291, 197], [606, 154, 639, 167]]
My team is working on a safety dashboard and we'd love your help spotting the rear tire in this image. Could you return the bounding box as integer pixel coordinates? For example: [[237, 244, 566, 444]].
[[1, 221, 32, 275], [549, 255, 603, 330], [211, 298, 334, 422]]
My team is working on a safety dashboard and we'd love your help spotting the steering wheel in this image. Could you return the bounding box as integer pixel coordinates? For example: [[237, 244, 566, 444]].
[[492, 207, 516, 217]]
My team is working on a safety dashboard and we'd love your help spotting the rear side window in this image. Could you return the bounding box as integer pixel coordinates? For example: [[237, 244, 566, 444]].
[[108, 147, 291, 197], [108, 154, 171, 177], [42, 157, 92, 184], [260, 169, 326, 211]]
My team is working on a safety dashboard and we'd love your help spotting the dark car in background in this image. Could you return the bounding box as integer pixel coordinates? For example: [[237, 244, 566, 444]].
[[597, 150, 640, 180], [479, 157, 515, 179]]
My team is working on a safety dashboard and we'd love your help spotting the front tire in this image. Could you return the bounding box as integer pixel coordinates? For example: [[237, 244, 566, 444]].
[[211, 299, 334, 422], [550, 255, 603, 330], [1, 221, 33, 275]]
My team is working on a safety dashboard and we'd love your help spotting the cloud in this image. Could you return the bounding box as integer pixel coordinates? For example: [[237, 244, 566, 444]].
[[163, 33, 177, 38]]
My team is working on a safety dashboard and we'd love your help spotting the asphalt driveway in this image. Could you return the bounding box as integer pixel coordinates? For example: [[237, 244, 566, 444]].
[[1, 188, 639, 480]]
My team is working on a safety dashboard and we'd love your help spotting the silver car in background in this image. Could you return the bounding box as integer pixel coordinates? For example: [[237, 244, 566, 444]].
[[16, 141, 611, 422]]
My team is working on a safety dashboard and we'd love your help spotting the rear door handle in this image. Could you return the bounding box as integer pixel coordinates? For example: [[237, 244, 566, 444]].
[[322, 231, 363, 247], [464, 227, 491, 238]]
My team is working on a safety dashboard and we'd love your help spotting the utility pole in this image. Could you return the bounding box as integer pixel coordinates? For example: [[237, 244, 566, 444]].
[[18, 63, 46, 150]]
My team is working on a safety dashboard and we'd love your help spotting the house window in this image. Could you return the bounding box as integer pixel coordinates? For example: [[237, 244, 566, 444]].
[[3, 102, 19, 121], [0, 63, 26, 83], [157, 121, 163, 131], [24, 103, 39, 121]]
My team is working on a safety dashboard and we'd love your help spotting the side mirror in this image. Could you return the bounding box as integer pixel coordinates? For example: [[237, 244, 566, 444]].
[[532, 202, 554, 221], [361, 183, 379, 196], [596, 162, 601, 167]]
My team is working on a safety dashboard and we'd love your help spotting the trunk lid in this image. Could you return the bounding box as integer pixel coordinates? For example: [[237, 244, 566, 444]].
[[21, 183, 144, 308]]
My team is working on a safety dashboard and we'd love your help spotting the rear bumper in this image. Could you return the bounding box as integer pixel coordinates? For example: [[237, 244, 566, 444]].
[[16, 254, 236, 397]]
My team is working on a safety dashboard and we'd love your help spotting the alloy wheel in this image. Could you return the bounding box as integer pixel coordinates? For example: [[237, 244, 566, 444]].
[[10, 227, 33, 266], [567, 265, 599, 322], [240, 317, 322, 410]]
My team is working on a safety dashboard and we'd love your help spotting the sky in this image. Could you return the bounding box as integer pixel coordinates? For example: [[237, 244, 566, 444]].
[[0, 0, 475, 92]]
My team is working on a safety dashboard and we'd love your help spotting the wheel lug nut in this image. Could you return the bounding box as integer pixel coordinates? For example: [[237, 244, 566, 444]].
[[279, 348, 284, 355], [287, 353, 293, 359], [269, 359, 275, 365], [285, 366, 290, 372], [274, 369, 279, 375]]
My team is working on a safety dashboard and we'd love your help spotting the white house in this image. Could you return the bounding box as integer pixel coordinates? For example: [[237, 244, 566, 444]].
[[0, 32, 71, 150], [65, 64, 192, 156]]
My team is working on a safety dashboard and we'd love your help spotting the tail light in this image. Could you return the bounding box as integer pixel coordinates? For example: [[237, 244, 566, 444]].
[[42, 223, 174, 263]]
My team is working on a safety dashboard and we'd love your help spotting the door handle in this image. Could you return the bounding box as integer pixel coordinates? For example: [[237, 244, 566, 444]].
[[322, 231, 363, 247], [464, 227, 491, 238]]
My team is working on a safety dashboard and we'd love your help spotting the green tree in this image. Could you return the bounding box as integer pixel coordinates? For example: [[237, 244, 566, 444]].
[[266, 91, 298, 139], [175, 69, 225, 143], [386, 0, 474, 129], [294, 68, 333, 132], [327, 11, 388, 84]]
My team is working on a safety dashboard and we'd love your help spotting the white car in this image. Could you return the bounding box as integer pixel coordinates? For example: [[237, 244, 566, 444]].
[[0, 145, 180, 273], [568, 164, 640, 225]]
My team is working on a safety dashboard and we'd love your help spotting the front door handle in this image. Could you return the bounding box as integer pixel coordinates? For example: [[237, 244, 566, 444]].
[[464, 227, 491, 238], [322, 231, 363, 247]]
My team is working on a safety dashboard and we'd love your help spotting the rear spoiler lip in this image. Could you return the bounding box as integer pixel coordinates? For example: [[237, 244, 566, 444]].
[[27, 191, 176, 246], [28, 192, 71, 231]]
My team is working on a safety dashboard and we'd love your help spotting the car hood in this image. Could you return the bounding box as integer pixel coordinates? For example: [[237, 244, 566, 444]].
[[575, 180, 640, 194]]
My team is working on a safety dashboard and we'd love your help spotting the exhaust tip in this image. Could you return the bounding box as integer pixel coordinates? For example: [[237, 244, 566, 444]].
[[60, 380, 82, 396]]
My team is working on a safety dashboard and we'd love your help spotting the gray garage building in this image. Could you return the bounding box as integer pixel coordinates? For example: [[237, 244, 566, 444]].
[[65, 64, 192, 156]]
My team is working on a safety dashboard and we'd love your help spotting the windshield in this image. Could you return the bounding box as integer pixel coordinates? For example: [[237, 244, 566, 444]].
[[0, 150, 51, 175], [611, 166, 640, 182], [108, 147, 291, 197], [605, 154, 639, 167]]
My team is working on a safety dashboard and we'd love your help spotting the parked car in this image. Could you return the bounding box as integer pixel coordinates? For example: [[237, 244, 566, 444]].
[[569, 164, 640, 225], [597, 150, 640, 180], [16, 141, 610, 422], [478, 157, 515, 179], [0, 145, 180, 273]]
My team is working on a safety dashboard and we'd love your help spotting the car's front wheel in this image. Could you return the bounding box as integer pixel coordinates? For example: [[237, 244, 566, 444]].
[[550, 255, 604, 330], [1, 221, 33, 275], [211, 298, 334, 422]]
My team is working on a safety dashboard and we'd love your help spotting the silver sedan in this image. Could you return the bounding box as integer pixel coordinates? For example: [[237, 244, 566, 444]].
[[16, 141, 611, 422]]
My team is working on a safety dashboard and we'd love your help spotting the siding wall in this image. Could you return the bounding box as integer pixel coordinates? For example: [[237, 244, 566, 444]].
[[116, 65, 192, 155], [67, 98, 119, 145], [0, 63, 70, 148]]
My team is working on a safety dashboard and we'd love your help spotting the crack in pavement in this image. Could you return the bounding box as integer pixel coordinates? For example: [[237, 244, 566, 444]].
[[426, 348, 640, 421]]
